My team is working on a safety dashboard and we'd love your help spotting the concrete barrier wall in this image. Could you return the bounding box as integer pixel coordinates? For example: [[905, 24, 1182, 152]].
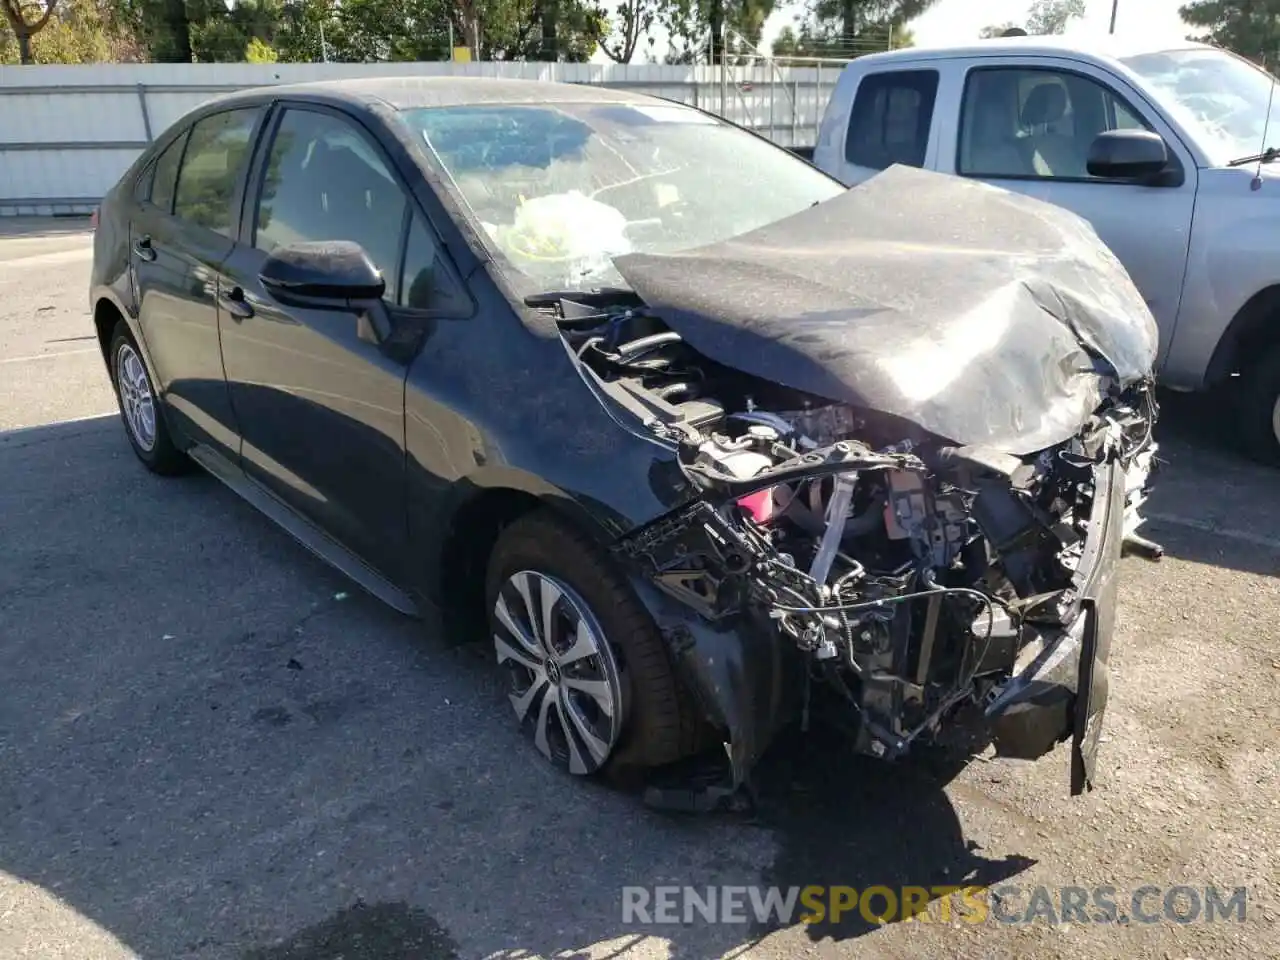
[[0, 60, 840, 216]]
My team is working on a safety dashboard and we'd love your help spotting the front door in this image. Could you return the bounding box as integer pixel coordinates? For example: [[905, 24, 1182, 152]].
[[131, 108, 261, 457], [218, 104, 416, 577], [951, 59, 1198, 365]]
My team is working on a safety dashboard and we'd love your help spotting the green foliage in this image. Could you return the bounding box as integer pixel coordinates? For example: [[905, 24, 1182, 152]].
[[1181, 0, 1280, 63], [1025, 0, 1085, 35], [980, 0, 1084, 41], [1, 0, 137, 63], [978, 22, 1020, 39], [244, 33, 276, 60], [769, 0, 932, 59]]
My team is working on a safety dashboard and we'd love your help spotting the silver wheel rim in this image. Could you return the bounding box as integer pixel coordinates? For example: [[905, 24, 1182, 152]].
[[493, 570, 625, 775], [116, 343, 156, 452]]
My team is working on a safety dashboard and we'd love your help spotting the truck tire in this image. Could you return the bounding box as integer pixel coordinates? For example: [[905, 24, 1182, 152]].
[[1237, 343, 1280, 466]]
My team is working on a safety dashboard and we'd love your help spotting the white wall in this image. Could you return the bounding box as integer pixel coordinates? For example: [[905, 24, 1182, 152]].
[[0, 60, 838, 216]]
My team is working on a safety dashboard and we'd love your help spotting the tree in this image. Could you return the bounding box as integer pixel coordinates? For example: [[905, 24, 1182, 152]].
[[244, 33, 276, 59], [1, 0, 58, 62], [1181, 0, 1280, 64], [1025, 0, 1085, 35], [595, 0, 661, 62], [979, 21, 1020, 38], [1, 0, 136, 62], [980, 0, 1083, 41], [765, 0, 935, 61]]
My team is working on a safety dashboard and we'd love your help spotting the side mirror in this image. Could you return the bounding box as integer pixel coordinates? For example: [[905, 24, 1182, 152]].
[[1086, 129, 1172, 183], [259, 240, 386, 304]]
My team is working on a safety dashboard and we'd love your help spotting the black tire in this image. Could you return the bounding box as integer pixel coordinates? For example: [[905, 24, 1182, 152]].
[[108, 321, 188, 475], [484, 509, 698, 779], [1236, 343, 1280, 466]]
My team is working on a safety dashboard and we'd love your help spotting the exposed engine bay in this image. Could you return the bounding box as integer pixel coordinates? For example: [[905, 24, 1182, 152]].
[[555, 298, 1159, 790]]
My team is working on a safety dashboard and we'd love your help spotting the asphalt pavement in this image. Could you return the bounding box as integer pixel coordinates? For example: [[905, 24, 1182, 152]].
[[1, 219, 1277, 959]]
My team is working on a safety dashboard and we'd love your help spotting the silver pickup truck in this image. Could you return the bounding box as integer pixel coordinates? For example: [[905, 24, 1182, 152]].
[[810, 36, 1280, 463]]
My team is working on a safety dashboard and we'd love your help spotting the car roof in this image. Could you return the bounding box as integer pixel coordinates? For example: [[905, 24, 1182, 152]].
[[208, 75, 666, 112], [846, 35, 1216, 69]]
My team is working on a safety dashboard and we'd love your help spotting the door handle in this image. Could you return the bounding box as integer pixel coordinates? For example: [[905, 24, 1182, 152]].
[[133, 235, 156, 262], [219, 286, 254, 321]]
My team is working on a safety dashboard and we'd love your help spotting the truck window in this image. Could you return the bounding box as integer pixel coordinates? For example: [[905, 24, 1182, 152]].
[[844, 70, 939, 171], [958, 67, 1151, 180]]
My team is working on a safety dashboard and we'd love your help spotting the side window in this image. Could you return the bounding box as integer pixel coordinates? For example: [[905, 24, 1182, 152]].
[[256, 108, 407, 303], [844, 70, 939, 170], [400, 213, 469, 315], [149, 131, 187, 214], [958, 67, 1155, 180], [174, 109, 259, 236], [133, 161, 156, 203]]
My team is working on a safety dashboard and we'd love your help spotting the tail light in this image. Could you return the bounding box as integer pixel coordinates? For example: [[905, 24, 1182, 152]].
[[90, 207, 99, 230]]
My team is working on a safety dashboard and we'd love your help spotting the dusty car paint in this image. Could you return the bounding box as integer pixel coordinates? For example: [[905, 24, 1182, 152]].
[[90, 78, 1158, 803]]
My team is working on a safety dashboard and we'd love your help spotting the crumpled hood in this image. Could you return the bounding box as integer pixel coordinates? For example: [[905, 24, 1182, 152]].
[[612, 165, 1159, 455]]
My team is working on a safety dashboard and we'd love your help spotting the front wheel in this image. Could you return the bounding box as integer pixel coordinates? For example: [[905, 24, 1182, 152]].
[[1237, 343, 1280, 466], [484, 510, 697, 779], [109, 322, 187, 475]]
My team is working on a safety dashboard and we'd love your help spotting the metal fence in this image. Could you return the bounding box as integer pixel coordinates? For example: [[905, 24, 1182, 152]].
[[0, 59, 846, 216]]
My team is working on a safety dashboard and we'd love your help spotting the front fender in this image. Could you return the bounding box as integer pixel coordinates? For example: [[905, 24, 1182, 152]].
[[627, 574, 796, 787], [1167, 168, 1280, 386]]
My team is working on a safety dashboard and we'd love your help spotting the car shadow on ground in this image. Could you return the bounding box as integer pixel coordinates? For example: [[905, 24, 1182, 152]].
[[1144, 388, 1280, 578], [0, 416, 1037, 959]]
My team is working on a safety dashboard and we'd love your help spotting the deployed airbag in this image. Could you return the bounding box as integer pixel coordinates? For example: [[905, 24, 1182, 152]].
[[613, 165, 1158, 454]]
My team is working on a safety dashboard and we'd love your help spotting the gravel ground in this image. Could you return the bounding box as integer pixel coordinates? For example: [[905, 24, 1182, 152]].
[[0, 220, 1276, 959]]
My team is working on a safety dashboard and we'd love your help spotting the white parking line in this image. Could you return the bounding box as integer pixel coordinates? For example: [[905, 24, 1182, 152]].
[[0, 348, 99, 364], [1147, 511, 1280, 553]]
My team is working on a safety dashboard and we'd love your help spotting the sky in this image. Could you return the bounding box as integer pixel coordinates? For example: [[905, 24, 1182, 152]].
[[592, 0, 1195, 64], [757, 0, 1192, 57]]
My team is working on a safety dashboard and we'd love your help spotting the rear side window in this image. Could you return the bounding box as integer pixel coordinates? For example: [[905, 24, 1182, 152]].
[[174, 109, 260, 237], [845, 70, 939, 170], [149, 132, 187, 214]]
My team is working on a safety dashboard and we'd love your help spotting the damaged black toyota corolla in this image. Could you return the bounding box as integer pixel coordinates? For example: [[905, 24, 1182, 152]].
[[90, 79, 1158, 806]]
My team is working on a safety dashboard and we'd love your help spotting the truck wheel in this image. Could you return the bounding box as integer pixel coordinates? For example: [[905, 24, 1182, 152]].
[[1238, 344, 1280, 466]]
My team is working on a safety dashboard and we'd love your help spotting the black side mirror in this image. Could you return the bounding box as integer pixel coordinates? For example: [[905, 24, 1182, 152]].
[[259, 240, 391, 343], [1086, 129, 1172, 183], [259, 240, 386, 303]]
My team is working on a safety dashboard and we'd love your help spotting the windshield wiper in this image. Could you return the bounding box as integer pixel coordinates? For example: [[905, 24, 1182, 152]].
[[1227, 145, 1280, 166], [523, 286, 638, 308]]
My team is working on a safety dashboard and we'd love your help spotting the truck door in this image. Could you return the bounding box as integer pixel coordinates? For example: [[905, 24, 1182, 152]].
[[947, 58, 1197, 365], [815, 67, 943, 188]]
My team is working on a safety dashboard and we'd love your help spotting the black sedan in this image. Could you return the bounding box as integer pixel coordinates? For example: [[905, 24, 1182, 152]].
[[90, 77, 1160, 802]]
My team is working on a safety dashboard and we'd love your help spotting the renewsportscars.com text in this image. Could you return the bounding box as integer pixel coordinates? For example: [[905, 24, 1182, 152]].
[[621, 884, 1248, 926]]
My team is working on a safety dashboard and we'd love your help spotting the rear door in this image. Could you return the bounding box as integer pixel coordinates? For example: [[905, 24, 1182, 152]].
[[948, 58, 1197, 360], [130, 107, 263, 457], [818, 67, 943, 187], [218, 103, 422, 577]]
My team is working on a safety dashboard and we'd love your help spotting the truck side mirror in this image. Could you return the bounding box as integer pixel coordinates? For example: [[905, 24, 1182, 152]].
[[1086, 130, 1175, 184]]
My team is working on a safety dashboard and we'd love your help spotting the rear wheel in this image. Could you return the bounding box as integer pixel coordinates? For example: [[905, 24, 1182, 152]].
[[484, 510, 696, 778], [1237, 343, 1280, 466], [109, 322, 187, 475]]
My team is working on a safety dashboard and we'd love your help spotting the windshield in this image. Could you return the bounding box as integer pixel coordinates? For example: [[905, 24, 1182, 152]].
[[399, 102, 844, 292], [1120, 47, 1280, 163]]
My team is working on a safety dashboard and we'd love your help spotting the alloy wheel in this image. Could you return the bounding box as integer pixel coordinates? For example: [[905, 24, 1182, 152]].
[[492, 570, 625, 775], [116, 342, 157, 452]]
